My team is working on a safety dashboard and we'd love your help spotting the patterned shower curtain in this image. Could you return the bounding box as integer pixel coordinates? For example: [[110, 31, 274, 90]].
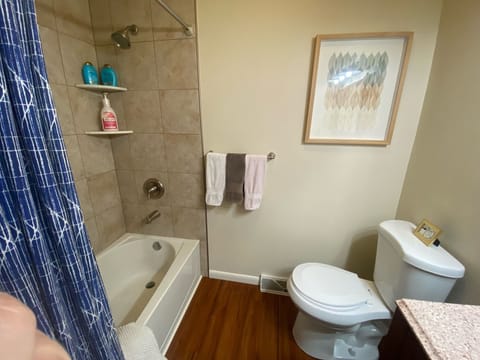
[[0, 1, 123, 359]]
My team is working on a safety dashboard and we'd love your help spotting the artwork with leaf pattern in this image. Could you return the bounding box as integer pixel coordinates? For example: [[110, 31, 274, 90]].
[[324, 52, 389, 131], [304, 33, 412, 145]]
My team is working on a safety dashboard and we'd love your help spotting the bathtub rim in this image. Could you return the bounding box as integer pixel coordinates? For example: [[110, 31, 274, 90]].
[[96, 232, 187, 260]]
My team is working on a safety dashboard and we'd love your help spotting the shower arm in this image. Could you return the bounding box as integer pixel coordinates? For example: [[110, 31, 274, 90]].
[[154, 0, 193, 36]]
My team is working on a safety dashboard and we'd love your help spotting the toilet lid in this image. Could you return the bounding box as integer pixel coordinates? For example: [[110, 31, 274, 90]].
[[291, 263, 370, 310]]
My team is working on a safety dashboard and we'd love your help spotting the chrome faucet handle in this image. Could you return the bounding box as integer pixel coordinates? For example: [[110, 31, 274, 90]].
[[147, 185, 158, 199], [143, 178, 165, 200]]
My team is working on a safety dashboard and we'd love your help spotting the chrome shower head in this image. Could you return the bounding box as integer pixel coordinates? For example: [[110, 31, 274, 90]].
[[111, 24, 139, 49]]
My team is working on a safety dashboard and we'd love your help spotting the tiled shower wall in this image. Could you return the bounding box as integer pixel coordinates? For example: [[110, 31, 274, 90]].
[[89, 0, 208, 273], [35, 0, 126, 252], [35, 0, 207, 274]]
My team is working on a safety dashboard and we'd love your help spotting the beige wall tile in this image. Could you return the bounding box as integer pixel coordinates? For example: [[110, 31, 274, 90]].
[[172, 207, 206, 241], [87, 171, 122, 214], [75, 178, 94, 220], [129, 134, 167, 171], [59, 34, 98, 86], [54, 0, 94, 43], [122, 91, 163, 133], [160, 89, 200, 134], [89, 0, 113, 45], [199, 239, 208, 276], [151, 0, 196, 40], [64, 135, 85, 180], [111, 136, 133, 170], [68, 87, 102, 133], [171, 206, 207, 274], [95, 45, 118, 71], [122, 203, 139, 231], [39, 26, 66, 85], [134, 170, 170, 205], [115, 42, 158, 90], [96, 205, 125, 247], [51, 84, 75, 135], [84, 217, 101, 253], [164, 134, 203, 173], [168, 172, 204, 208], [123, 203, 173, 236], [78, 135, 115, 177], [154, 39, 198, 89], [116, 170, 138, 204], [36, 0, 56, 30], [110, 0, 153, 43]]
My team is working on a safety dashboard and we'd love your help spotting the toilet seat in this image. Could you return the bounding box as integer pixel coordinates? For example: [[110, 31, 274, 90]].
[[288, 263, 391, 327], [291, 263, 370, 311]]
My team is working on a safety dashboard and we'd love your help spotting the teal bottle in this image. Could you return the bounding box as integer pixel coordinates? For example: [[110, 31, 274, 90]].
[[82, 62, 98, 84], [100, 64, 118, 86]]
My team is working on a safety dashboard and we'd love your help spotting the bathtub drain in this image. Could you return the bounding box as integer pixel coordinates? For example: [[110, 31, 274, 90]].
[[145, 281, 155, 289], [152, 241, 162, 251]]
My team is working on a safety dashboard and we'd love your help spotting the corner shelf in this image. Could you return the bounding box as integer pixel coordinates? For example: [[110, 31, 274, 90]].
[[85, 130, 133, 136], [77, 84, 132, 136], [75, 84, 127, 93]]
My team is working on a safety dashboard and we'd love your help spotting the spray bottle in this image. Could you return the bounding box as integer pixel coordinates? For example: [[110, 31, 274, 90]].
[[100, 93, 118, 131]]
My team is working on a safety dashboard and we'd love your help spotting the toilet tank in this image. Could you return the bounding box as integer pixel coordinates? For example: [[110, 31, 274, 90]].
[[373, 220, 465, 312]]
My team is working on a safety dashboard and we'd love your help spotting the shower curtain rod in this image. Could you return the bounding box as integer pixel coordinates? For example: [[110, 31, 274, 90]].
[[154, 0, 193, 36]]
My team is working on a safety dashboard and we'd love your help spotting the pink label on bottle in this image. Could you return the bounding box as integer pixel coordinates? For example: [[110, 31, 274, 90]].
[[102, 112, 118, 130]]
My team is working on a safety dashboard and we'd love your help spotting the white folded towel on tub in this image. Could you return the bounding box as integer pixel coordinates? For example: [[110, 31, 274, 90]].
[[117, 323, 166, 360], [244, 154, 267, 210], [205, 152, 227, 206]]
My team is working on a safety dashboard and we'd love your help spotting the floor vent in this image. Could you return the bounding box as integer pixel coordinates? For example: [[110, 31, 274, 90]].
[[259, 274, 289, 296]]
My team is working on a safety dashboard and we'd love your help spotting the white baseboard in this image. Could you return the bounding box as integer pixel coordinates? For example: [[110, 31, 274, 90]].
[[209, 270, 259, 285]]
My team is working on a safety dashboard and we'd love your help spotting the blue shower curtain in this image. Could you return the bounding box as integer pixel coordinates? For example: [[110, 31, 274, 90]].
[[0, 1, 123, 359]]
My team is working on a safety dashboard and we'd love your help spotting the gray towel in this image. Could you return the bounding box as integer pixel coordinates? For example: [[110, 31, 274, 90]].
[[225, 153, 246, 203]]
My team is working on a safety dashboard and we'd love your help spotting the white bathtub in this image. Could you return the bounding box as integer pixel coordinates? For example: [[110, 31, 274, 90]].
[[97, 233, 201, 353]]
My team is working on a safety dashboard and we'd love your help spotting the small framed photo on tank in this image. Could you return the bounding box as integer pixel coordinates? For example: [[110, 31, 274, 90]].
[[413, 219, 442, 246]]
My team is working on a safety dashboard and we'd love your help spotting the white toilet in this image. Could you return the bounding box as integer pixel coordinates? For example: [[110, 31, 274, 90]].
[[287, 220, 465, 360]]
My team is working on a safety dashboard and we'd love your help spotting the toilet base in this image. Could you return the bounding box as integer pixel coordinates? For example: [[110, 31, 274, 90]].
[[292, 311, 389, 360]]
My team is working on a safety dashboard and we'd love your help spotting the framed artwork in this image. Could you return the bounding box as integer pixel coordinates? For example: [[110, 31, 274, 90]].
[[304, 32, 413, 145], [413, 219, 442, 246]]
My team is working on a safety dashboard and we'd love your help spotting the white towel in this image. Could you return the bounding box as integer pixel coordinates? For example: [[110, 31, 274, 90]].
[[244, 154, 267, 210], [205, 152, 226, 206], [117, 323, 166, 360]]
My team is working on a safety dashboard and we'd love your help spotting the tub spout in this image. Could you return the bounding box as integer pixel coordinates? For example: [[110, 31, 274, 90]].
[[144, 210, 161, 224]]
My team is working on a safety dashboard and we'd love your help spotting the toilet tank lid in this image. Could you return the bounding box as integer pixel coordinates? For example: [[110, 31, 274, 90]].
[[378, 220, 465, 279]]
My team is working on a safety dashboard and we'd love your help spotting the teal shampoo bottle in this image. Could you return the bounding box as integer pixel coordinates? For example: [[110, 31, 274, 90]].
[[100, 64, 118, 86]]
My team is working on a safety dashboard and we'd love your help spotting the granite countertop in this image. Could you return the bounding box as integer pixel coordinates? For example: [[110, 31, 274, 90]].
[[397, 299, 480, 359]]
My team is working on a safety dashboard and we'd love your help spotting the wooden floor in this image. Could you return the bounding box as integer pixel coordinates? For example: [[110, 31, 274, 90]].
[[166, 278, 315, 360]]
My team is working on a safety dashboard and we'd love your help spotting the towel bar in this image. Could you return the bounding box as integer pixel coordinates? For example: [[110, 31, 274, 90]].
[[207, 151, 276, 161]]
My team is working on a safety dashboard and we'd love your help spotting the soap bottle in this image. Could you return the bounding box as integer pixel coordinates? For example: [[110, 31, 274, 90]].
[[82, 62, 98, 84], [100, 94, 118, 131], [100, 64, 118, 86]]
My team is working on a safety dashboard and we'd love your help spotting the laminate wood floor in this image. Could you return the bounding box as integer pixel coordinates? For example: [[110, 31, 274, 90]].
[[166, 277, 315, 360]]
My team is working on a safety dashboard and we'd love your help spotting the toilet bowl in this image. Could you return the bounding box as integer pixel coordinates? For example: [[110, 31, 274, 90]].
[[287, 263, 390, 360], [288, 220, 465, 360], [288, 263, 390, 327]]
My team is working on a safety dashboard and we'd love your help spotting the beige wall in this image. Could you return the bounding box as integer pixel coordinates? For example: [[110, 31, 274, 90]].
[[397, 0, 480, 305], [197, 0, 442, 279], [88, 0, 208, 274], [36, 0, 126, 252]]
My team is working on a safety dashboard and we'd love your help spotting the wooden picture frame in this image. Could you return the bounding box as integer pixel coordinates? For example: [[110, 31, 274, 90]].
[[413, 219, 442, 246], [304, 32, 413, 145]]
